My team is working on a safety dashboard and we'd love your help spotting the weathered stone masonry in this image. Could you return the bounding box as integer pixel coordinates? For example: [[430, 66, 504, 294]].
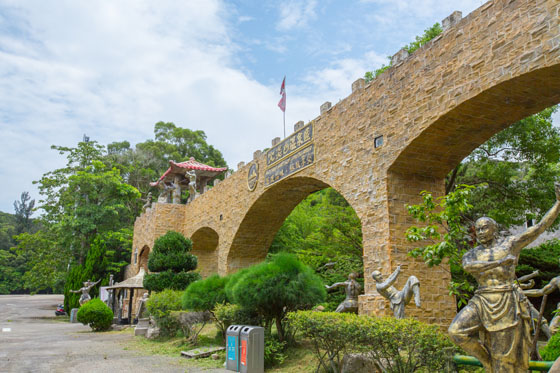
[[128, 0, 560, 327]]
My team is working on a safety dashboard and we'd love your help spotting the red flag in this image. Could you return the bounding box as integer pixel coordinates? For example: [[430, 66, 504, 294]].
[[278, 76, 286, 112]]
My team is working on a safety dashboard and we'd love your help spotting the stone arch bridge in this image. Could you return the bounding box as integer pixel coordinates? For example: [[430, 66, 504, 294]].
[[127, 0, 560, 326]]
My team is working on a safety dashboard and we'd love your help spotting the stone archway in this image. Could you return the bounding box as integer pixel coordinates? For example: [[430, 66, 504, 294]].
[[138, 245, 150, 272], [191, 227, 220, 277], [127, 0, 560, 327], [226, 176, 335, 272]]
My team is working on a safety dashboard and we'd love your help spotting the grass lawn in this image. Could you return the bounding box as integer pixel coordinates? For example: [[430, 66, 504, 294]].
[[124, 321, 319, 372]]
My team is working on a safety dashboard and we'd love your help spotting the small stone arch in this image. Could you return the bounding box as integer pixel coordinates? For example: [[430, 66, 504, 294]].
[[138, 245, 150, 272], [191, 227, 219, 277]]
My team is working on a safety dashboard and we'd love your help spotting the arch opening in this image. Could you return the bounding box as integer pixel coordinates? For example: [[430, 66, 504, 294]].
[[390, 65, 560, 179], [138, 245, 150, 272], [226, 176, 363, 277], [191, 227, 219, 277]]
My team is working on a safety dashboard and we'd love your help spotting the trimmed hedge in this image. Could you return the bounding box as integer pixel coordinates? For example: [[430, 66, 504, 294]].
[[76, 298, 113, 331], [143, 231, 200, 292], [288, 311, 456, 373], [182, 274, 228, 313], [228, 253, 326, 342], [146, 289, 183, 336], [143, 270, 201, 293]]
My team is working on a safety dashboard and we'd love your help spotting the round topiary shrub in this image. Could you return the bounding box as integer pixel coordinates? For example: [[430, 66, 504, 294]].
[[76, 298, 113, 331], [542, 332, 560, 361], [143, 231, 200, 292]]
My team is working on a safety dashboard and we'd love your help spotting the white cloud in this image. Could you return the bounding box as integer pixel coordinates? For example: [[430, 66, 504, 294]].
[[276, 0, 318, 31], [300, 51, 387, 100], [0, 0, 283, 212]]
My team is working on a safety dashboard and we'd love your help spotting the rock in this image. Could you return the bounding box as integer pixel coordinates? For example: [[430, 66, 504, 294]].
[[146, 327, 160, 339], [313, 305, 325, 312], [211, 353, 220, 360], [341, 353, 379, 373]]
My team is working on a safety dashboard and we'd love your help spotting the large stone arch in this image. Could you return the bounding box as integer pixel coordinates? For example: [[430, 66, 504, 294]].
[[128, 0, 560, 327], [191, 227, 220, 277], [226, 176, 335, 272]]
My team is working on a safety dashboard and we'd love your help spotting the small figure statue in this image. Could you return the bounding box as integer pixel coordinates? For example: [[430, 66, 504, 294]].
[[136, 292, 149, 320], [70, 279, 101, 306], [186, 170, 197, 202], [325, 272, 361, 313], [157, 182, 173, 203], [371, 265, 420, 319], [448, 182, 560, 373], [106, 274, 115, 310], [142, 192, 152, 212], [171, 175, 182, 204], [523, 261, 560, 337], [518, 270, 552, 340]]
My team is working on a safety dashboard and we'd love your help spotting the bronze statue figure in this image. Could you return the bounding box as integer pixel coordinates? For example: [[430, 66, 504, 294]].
[[70, 279, 101, 306], [448, 182, 560, 372], [325, 273, 361, 313], [371, 265, 420, 319]]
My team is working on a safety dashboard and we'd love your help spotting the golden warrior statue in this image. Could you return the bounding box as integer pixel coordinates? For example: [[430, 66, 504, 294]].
[[449, 183, 560, 372]]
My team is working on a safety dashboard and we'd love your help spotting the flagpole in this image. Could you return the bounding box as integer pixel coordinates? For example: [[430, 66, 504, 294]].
[[283, 111, 285, 139]]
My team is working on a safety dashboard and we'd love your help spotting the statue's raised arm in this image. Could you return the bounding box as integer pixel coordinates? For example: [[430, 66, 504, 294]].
[[510, 182, 560, 256], [377, 265, 400, 291]]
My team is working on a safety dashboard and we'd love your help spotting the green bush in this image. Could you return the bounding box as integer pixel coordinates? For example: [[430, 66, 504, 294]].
[[289, 311, 456, 373], [146, 289, 183, 336], [213, 303, 262, 341], [182, 274, 228, 313], [542, 333, 560, 361], [143, 270, 201, 293], [143, 231, 200, 292], [264, 337, 287, 368], [229, 253, 326, 342], [288, 311, 358, 372], [76, 298, 113, 331]]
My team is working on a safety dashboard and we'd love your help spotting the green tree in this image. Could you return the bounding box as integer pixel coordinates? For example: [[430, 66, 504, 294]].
[[269, 188, 363, 310], [35, 141, 140, 266], [229, 253, 326, 342], [405, 185, 476, 306], [106, 122, 228, 195], [16, 229, 68, 293], [13, 192, 36, 235], [143, 231, 201, 292], [447, 106, 560, 228]]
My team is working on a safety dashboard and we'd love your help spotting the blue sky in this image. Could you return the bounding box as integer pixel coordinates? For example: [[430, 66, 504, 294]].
[[0, 0, 556, 214]]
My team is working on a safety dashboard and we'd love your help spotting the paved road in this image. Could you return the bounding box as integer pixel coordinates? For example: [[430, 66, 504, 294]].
[[0, 294, 228, 373]]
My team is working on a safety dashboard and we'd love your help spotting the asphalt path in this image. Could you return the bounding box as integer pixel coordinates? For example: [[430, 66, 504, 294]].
[[0, 294, 228, 373]]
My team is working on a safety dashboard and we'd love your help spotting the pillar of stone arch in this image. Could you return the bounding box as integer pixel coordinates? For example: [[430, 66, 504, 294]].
[[359, 173, 453, 324], [190, 227, 220, 277]]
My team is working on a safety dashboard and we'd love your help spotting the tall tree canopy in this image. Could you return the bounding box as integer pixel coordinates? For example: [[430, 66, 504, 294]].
[[106, 121, 227, 193]]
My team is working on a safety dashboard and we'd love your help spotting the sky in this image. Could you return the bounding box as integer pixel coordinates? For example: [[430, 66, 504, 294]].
[[0, 0, 557, 214]]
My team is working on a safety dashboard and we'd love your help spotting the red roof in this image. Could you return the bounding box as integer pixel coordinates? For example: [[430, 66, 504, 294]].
[[150, 158, 227, 186]]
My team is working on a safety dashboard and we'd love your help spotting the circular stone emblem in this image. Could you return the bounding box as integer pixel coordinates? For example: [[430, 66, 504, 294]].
[[247, 163, 258, 191]]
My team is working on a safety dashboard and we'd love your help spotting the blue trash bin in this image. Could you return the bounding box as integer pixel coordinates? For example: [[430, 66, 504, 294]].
[[226, 325, 243, 371]]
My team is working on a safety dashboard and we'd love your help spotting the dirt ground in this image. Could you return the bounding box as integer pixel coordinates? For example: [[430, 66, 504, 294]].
[[0, 294, 228, 373]]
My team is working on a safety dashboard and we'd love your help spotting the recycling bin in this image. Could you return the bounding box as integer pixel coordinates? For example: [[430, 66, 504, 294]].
[[226, 325, 243, 371], [239, 326, 264, 373]]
